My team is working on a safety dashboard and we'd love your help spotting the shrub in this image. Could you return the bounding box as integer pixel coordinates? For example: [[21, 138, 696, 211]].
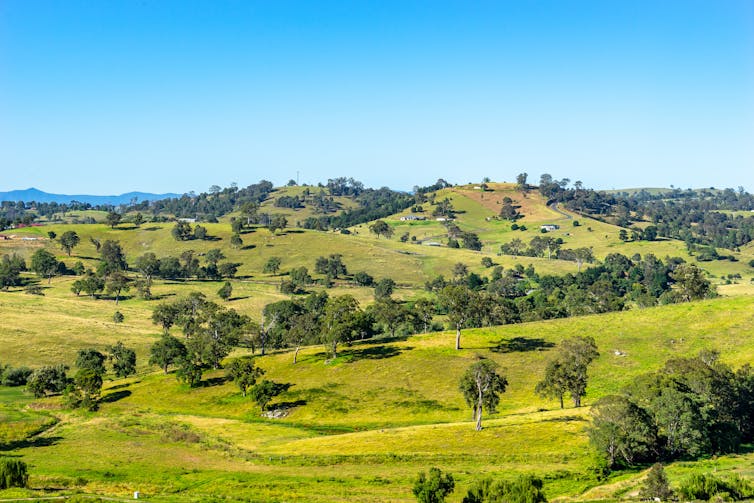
[[112, 311, 124, 323], [1, 366, 33, 386], [413, 467, 454, 503], [639, 463, 673, 501], [463, 474, 546, 503], [678, 473, 754, 501], [0, 457, 28, 489]]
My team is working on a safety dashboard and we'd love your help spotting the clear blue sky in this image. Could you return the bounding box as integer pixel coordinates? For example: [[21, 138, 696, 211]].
[[1, 0, 752, 194]]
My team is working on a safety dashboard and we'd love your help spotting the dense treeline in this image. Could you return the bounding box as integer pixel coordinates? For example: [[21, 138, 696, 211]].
[[533, 174, 754, 250], [590, 351, 754, 469]]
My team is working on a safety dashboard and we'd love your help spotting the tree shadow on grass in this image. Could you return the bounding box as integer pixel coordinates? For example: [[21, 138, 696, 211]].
[[100, 390, 132, 403], [228, 295, 251, 302], [273, 399, 307, 409], [203, 375, 230, 387], [241, 244, 257, 250], [0, 435, 62, 451], [341, 345, 409, 362], [491, 337, 554, 353]]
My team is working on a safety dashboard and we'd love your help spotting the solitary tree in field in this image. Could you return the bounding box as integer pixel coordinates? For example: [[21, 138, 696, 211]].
[[106, 211, 122, 229], [369, 220, 393, 239], [438, 285, 478, 350], [59, 230, 80, 256], [263, 257, 282, 275], [538, 336, 599, 408], [217, 281, 233, 301], [459, 358, 508, 430], [30, 249, 58, 284]]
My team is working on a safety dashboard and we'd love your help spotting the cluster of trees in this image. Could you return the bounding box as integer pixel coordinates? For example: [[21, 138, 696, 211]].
[[171, 221, 211, 241], [412, 467, 546, 503], [500, 236, 594, 267], [149, 293, 250, 386], [529, 173, 754, 250], [536, 336, 599, 408], [424, 254, 715, 337], [590, 351, 754, 469], [23, 343, 136, 410], [300, 186, 415, 231]]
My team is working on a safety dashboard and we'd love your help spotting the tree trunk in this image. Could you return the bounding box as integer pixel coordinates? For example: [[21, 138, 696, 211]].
[[115, 293, 120, 305], [559, 395, 564, 409], [476, 386, 484, 430], [455, 326, 461, 350], [163, 364, 168, 374], [573, 395, 581, 407], [294, 345, 300, 364]]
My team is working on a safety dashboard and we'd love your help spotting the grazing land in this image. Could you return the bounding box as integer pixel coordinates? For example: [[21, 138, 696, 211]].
[[2, 180, 754, 501]]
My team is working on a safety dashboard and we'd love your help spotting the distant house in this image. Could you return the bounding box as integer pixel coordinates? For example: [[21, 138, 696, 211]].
[[422, 241, 442, 247], [399, 215, 426, 221], [540, 224, 560, 232], [178, 218, 197, 223]]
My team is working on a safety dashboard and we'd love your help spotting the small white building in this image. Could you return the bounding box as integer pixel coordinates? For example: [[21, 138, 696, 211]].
[[540, 224, 560, 232], [400, 215, 426, 221]]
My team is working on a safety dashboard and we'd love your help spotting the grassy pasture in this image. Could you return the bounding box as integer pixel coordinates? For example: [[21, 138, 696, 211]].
[[3, 295, 754, 501], [3, 185, 754, 501]]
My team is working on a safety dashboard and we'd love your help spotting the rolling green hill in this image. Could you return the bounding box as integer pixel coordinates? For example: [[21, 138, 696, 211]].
[[3, 182, 754, 501]]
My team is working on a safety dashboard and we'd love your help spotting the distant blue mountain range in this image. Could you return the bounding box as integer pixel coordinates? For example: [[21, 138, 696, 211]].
[[0, 188, 182, 206]]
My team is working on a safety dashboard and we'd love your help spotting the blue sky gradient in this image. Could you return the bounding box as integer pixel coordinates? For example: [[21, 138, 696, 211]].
[[1, 0, 752, 194]]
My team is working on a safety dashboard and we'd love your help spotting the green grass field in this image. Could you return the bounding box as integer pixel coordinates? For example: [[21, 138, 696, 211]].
[[3, 184, 754, 501]]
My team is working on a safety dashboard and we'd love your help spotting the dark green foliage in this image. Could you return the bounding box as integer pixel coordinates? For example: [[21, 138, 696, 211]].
[[263, 256, 282, 275], [217, 281, 232, 301], [149, 333, 187, 373], [412, 467, 455, 503], [193, 224, 207, 240], [99, 240, 127, 275], [0, 458, 28, 489], [249, 379, 291, 411], [481, 257, 493, 268], [59, 230, 80, 256], [462, 474, 546, 503], [26, 365, 69, 397], [459, 358, 508, 430], [230, 233, 243, 248], [1, 366, 32, 386], [639, 464, 673, 501], [0, 253, 25, 289], [176, 356, 203, 387], [172, 221, 193, 241], [678, 473, 754, 502], [30, 249, 58, 283], [67, 368, 103, 410], [321, 294, 361, 357], [226, 357, 265, 397], [353, 271, 374, 286], [374, 277, 395, 300], [76, 348, 106, 377], [107, 341, 136, 378], [589, 395, 656, 468], [314, 254, 347, 278], [105, 211, 122, 228], [369, 220, 394, 239], [590, 352, 754, 468]]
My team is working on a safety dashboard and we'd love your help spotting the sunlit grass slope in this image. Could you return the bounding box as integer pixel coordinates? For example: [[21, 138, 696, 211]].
[[3, 296, 754, 501]]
